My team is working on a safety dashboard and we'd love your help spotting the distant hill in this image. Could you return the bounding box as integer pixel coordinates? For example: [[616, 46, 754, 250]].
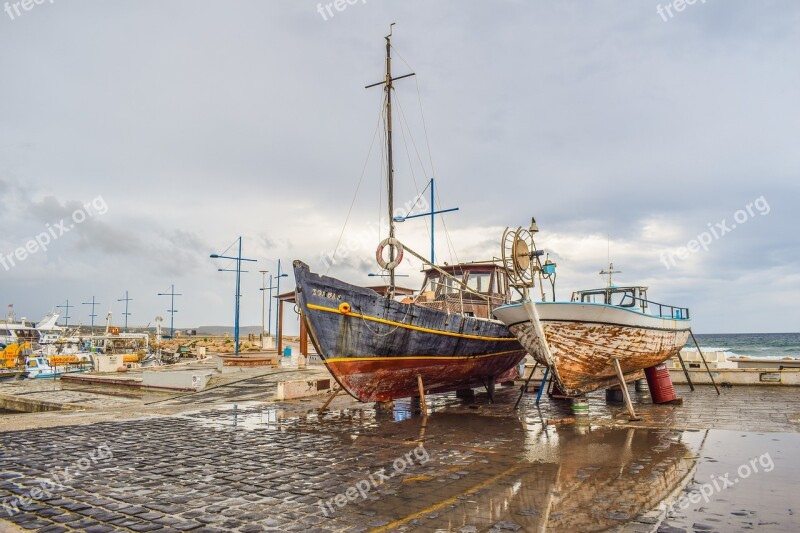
[[195, 325, 263, 336]]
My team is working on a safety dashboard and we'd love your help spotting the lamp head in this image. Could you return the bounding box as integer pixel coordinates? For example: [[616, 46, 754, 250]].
[[210, 254, 219, 259]]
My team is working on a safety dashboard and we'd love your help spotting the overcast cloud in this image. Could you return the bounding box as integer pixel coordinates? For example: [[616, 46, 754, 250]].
[[1, 0, 798, 334]]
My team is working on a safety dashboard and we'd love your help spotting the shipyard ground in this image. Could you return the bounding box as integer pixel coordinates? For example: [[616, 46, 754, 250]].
[[2, 373, 799, 533]]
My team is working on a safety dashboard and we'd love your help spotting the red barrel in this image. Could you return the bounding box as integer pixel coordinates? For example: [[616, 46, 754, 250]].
[[645, 363, 677, 403]]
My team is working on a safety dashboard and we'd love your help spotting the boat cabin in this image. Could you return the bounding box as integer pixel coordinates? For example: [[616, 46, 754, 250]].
[[0, 318, 39, 346], [414, 262, 510, 319], [571, 286, 689, 319], [572, 286, 649, 309]]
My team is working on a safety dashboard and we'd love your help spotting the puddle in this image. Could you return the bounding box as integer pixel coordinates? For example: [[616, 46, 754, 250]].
[[660, 429, 800, 532]]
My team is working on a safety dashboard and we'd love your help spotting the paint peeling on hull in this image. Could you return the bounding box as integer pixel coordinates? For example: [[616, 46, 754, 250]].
[[294, 261, 528, 402], [494, 301, 690, 396], [509, 321, 689, 396]]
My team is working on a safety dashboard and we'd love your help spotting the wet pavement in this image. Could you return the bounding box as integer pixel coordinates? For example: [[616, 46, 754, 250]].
[[1, 383, 799, 532]]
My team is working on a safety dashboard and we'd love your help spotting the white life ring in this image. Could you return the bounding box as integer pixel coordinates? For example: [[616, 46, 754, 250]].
[[375, 238, 404, 270]]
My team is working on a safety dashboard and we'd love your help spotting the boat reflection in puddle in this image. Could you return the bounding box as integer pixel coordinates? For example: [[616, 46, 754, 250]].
[[178, 403, 694, 531], [357, 413, 693, 532]]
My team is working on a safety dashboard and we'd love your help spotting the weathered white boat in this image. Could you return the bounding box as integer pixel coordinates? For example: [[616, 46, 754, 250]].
[[494, 285, 691, 396], [492, 222, 691, 397]]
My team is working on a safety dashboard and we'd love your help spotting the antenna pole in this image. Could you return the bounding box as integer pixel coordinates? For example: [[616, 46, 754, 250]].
[[117, 291, 133, 330], [56, 299, 73, 329], [158, 285, 182, 339], [82, 296, 101, 332]]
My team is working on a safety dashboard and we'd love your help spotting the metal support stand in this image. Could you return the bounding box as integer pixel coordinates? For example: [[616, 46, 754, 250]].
[[690, 329, 720, 395], [481, 375, 496, 403], [417, 374, 428, 415], [514, 362, 539, 410], [611, 357, 641, 421], [318, 388, 340, 414], [535, 367, 550, 406], [676, 352, 695, 392]]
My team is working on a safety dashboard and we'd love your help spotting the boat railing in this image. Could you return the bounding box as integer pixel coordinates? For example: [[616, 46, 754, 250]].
[[414, 283, 506, 318], [618, 294, 690, 320]]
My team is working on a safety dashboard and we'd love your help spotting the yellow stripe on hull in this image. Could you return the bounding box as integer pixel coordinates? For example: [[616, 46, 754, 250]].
[[306, 303, 518, 342]]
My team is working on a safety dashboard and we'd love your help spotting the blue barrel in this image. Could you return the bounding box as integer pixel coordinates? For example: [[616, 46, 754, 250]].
[[283, 346, 292, 357]]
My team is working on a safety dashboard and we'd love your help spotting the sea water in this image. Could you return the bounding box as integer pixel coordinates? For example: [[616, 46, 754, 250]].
[[686, 332, 800, 360]]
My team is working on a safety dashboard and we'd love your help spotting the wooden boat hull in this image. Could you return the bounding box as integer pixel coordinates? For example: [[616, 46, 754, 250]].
[[294, 261, 528, 402], [493, 301, 690, 396]]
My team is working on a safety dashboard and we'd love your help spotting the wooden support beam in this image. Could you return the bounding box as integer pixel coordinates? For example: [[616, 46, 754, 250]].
[[514, 362, 539, 410], [611, 357, 641, 421], [690, 329, 720, 395], [417, 374, 427, 415], [676, 351, 695, 392], [318, 388, 341, 414]]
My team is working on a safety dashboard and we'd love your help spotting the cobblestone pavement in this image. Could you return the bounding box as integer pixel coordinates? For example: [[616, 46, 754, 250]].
[[1, 384, 799, 532]]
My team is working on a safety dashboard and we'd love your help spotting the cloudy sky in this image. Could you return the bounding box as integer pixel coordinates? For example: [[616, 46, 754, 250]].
[[1, 1, 798, 334]]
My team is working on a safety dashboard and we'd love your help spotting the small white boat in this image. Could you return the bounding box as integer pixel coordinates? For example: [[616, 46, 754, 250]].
[[25, 354, 93, 379]]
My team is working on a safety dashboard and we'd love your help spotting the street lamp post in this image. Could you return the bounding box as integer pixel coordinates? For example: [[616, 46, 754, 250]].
[[273, 259, 288, 348], [210, 237, 257, 356], [260, 273, 282, 338], [259, 270, 269, 340]]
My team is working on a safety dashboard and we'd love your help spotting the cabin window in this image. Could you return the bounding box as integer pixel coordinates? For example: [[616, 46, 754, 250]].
[[466, 272, 492, 294], [610, 290, 636, 307], [27, 360, 37, 368], [581, 292, 607, 304]]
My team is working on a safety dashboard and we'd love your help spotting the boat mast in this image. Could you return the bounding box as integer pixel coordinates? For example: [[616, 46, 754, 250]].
[[366, 24, 415, 297], [385, 25, 396, 294]]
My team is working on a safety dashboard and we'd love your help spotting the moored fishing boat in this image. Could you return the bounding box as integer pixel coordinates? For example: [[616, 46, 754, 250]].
[[492, 223, 691, 396], [294, 28, 527, 403], [25, 353, 93, 379]]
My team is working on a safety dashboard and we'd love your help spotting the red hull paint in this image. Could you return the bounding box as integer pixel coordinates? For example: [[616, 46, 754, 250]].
[[325, 353, 524, 402]]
